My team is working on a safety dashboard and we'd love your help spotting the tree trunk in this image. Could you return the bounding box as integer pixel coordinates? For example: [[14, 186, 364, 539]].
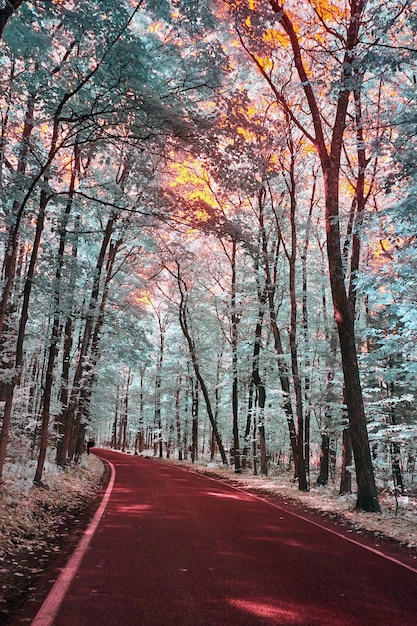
[[191, 376, 198, 463], [138, 366, 146, 453], [176, 266, 228, 465], [340, 427, 353, 495], [0, 0, 24, 39], [213, 349, 223, 462], [55, 218, 79, 466], [301, 178, 316, 487], [0, 91, 35, 341], [0, 189, 47, 482], [317, 434, 330, 486], [260, 188, 306, 486], [286, 134, 308, 491], [154, 313, 166, 459], [175, 373, 183, 461], [55, 314, 74, 465], [57, 217, 116, 466], [242, 379, 254, 471], [37, 143, 80, 477], [230, 239, 241, 473], [251, 288, 268, 476]]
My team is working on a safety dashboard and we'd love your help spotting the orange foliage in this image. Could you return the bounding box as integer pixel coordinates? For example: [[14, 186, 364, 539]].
[[129, 288, 154, 310], [237, 125, 257, 142], [309, 0, 348, 23], [263, 28, 289, 48], [255, 55, 274, 72], [170, 159, 218, 210]]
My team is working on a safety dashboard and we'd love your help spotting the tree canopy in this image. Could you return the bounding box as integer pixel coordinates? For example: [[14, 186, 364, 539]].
[[0, 0, 416, 512]]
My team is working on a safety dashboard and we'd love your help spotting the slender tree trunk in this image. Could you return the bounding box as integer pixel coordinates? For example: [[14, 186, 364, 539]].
[[286, 134, 308, 491], [121, 368, 131, 453], [153, 313, 166, 459], [251, 286, 268, 476], [176, 266, 228, 465], [0, 95, 37, 474], [340, 426, 353, 495], [36, 143, 80, 476], [230, 239, 241, 472], [317, 434, 330, 486], [138, 366, 146, 453], [55, 314, 74, 465], [183, 380, 189, 461], [175, 373, 183, 461], [191, 376, 198, 462], [301, 177, 316, 487], [326, 174, 379, 510], [112, 388, 119, 449], [242, 379, 254, 471], [213, 349, 223, 462], [55, 216, 79, 465], [260, 187, 306, 486]]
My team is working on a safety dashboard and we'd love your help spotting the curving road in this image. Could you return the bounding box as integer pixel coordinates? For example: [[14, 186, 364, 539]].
[[28, 449, 417, 625]]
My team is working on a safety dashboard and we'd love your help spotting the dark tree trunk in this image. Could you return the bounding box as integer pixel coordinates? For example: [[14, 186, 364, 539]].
[[230, 239, 241, 473], [138, 366, 146, 453], [285, 134, 308, 491], [242, 379, 254, 471], [176, 266, 228, 466], [0, 0, 24, 39], [317, 434, 330, 486], [154, 313, 166, 459], [340, 427, 353, 495], [37, 142, 79, 477], [2, 188, 46, 484], [58, 218, 116, 466], [55, 314, 74, 465], [251, 292, 268, 476], [260, 188, 306, 487], [175, 374, 183, 461], [0, 91, 35, 341], [301, 179, 316, 487], [191, 377, 198, 463], [387, 381, 404, 495], [213, 350, 223, 462]]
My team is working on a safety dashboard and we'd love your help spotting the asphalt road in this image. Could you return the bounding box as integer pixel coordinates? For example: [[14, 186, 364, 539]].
[[29, 450, 417, 625]]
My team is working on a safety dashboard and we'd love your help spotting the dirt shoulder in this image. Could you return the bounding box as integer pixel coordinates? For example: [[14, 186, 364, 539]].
[[0, 455, 107, 625]]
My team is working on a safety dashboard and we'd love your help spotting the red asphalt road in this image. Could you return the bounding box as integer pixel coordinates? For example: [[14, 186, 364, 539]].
[[30, 450, 417, 625]]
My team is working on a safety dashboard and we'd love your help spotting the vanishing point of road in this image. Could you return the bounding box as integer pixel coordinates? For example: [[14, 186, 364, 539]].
[[13, 449, 417, 625]]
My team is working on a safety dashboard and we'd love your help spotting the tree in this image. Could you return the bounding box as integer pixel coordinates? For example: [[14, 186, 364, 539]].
[[172, 257, 228, 466], [0, 0, 24, 39], [226, 0, 380, 510]]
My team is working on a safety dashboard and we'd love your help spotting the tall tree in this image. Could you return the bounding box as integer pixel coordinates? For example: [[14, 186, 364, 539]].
[[227, 0, 380, 510]]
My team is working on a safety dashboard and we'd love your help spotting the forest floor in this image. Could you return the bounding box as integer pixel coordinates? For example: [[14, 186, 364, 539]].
[[0, 454, 105, 624], [0, 451, 416, 624]]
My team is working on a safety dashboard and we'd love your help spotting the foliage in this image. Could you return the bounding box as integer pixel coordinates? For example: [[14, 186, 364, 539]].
[[0, 0, 416, 507]]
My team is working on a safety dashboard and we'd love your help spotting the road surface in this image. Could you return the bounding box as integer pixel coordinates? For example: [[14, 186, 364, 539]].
[[20, 450, 417, 625]]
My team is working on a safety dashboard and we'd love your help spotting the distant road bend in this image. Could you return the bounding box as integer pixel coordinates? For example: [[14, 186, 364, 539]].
[[24, 449, 417, 625]]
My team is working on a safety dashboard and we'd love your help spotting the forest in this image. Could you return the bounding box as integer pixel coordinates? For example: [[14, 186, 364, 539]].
[[0, 0, 416, 514]]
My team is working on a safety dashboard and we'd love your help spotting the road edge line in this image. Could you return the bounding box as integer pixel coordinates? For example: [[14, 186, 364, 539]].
[[31, 457, 116, 625]]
